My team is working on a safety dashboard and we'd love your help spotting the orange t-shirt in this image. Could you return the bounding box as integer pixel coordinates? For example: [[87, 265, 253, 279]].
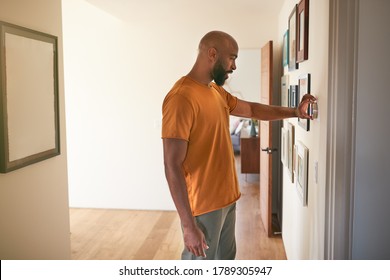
[[162, 76, 241, 216]]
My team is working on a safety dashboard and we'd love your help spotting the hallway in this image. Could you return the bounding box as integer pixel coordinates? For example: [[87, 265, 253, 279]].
[[69, 156, 286, 260]]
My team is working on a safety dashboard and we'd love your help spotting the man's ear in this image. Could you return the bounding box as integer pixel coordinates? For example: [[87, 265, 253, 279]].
[[208, 47, 218, 63]]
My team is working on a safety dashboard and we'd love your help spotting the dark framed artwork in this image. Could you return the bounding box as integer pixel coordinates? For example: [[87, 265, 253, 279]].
[[0, 21, 60, 173], [297, 0, 309, 63], [283, 30, 289, 67], [298, 73, 311, 131], [289, 85, 298, 108], [288, 4, 298, 71]]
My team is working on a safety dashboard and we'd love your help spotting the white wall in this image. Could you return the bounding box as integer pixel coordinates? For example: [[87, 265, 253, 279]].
[[224, 49, 261, 103], [278, 0, 329, 259], [62, 0, 281, 210], [0, 0, 71, 259]]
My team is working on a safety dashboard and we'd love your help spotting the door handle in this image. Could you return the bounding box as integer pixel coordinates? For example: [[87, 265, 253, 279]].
[[261, 147, 278, 154]]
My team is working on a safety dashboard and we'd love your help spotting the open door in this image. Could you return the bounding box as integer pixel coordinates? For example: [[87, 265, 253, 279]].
[[259, 41, 281, 237]]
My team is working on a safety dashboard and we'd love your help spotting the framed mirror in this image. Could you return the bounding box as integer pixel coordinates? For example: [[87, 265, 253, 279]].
[[0, 21, 60, 173]]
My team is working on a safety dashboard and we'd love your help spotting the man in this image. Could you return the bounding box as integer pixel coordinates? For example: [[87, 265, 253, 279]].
[[162, 31, 316, 260]]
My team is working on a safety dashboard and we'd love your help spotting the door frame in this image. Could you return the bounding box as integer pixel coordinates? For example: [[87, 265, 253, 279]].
[[260, 41, 274, 237], [325, 0, 359, 259]]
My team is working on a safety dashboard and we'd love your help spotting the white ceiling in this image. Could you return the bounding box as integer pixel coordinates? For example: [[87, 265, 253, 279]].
[[86, 0, 286, 22]]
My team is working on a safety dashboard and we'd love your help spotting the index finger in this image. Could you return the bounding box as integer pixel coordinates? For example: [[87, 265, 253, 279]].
[[303, 93, 317, 103], [194, 246, 206, 258]]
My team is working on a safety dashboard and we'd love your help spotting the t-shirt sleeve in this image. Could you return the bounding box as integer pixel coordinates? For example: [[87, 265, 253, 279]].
[[212, 84, 238, 112], [225, 91, 238, 113], [161, 94, 194, 141]]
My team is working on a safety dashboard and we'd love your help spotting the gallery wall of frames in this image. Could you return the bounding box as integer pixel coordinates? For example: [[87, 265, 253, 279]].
[[280, 0, 311, 207]]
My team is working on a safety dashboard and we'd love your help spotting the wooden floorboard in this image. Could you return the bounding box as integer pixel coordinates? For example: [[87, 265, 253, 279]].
[[69, 155, 287, 260]]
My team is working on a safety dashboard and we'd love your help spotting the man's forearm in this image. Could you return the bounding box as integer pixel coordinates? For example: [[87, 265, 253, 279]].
[[231, 94, 315, 121], [251, 102, 298, 121]]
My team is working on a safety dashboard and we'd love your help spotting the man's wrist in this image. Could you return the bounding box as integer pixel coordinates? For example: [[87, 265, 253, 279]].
[[294, 107, 300, 118], [182, 217, 197, 230]]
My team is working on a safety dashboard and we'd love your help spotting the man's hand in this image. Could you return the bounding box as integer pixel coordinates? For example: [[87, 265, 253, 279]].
[[296, 94, 317, 119], [163, 138, 209, 257], [183, 224, 209, 258]]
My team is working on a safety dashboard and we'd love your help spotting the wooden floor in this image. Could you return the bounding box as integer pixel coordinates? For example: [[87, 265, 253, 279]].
[[69, 156, 287, 260]]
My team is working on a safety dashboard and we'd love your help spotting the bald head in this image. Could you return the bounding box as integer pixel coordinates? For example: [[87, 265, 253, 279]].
[[187, 31, 238, 86], [198, 31, 238, 54]]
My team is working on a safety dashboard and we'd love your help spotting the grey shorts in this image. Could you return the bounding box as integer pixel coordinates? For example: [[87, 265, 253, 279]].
[[181, 203, 236, 260]]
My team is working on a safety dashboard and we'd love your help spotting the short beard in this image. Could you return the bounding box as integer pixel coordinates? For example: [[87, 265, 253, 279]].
[[212, 60, 227, 86]]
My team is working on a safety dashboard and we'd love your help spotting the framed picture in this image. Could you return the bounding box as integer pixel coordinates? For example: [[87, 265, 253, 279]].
[[288, 4, 298, 71], [297, 0, 309, 63], [295, 141, 309, 206], [0, 21, 60, 173], [281, 127, 288, 167], [287, 122, 295, 182], [281, 75, 289, 107], [282, 30, 289, 67], [298, 73, 311, 131], [289, 85, 298, 108]]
